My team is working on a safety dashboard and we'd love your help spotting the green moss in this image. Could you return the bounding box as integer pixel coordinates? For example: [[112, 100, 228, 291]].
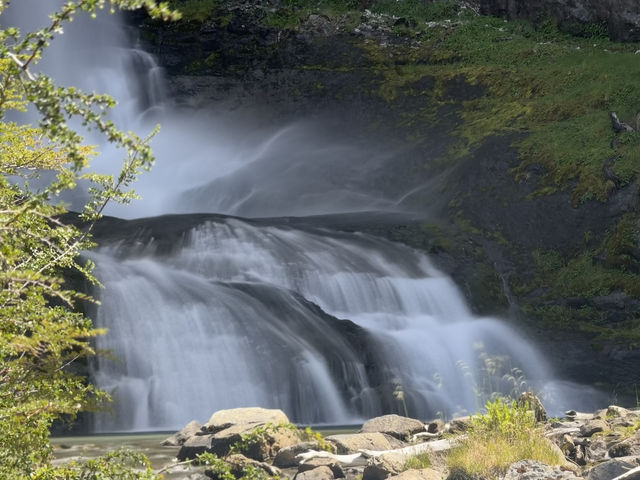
[[263, 0, 360, 29], [168, 0, 222, 23], [371, 0, 462, 23], [356, 10, 640, 203]]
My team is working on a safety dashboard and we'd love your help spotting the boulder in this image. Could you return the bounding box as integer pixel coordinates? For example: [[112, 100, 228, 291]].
[[609, 431, 640, 458], [361, 415, 425, 440], [295, 465, 336, 480], [178, 434, 220, 461], [298, 457, 345, 478], [326, 433, 404, 455], [517, 392, 547, 422], [161, 420, 202, 447], [203, 407, 290, 433], [585, 457, 640, 480], [223, 453, 282, 477], [580, 419, 609, 437], [274, 442, 319, 468], [387, 469, 443, 480], [586, 437, 609, 463], [502, 460, 582, 479], [426, 420, 444, 435], [362, 451, 407, 480], [445, 416, 472, 434], [179, 408, 299, 461]]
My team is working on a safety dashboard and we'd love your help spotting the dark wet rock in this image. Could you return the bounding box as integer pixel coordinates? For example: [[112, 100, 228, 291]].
[[162, 420, 202, 447], [295, 465, 336, 480], [298, 458, 345, 478], [584, 457, 640, 480]]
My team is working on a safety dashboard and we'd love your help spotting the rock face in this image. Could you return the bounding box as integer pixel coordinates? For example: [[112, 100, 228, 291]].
[[477, 0, 640, 42]]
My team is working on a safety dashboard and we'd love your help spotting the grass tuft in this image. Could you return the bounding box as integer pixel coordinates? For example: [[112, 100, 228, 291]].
[[447, 398, 564, 479]]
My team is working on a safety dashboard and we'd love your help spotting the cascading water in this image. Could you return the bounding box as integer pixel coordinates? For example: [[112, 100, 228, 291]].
[[90, 218, 557, 431], [5, 2, 589, 433]]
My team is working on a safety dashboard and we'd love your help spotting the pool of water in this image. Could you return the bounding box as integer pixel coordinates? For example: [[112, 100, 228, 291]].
[[51, 426, 359, 477]]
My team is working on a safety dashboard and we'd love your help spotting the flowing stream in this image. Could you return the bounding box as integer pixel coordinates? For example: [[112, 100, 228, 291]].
[[5, 2, 585, 432]]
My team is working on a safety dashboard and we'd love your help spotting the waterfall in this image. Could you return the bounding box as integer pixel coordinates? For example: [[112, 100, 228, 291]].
[[89, 217, 560, 431], [4, 2, 593, 433]]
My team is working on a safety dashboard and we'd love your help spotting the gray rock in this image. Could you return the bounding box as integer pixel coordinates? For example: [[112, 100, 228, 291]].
[[580, 419, 609, 437], [585, 457, 640, 480], [387, 468, 443, 480], [609, 431, 640, 458], [203, 407, 290, 433], [362, 451, 407, 480], [177, 423, 262, 460], [586, 437, 609, 463], [326, 433, 404, 455], [501, 460, 581, 479], [161, 420, 202, 447], [274, 442, 318, 468], [299, 458, 345, 478], [361, 415, 425, 440], [223, 453, 282, 477], [177, 434, 218, 461], [445, 417, 472, 434], [295, 465, 336, 480]]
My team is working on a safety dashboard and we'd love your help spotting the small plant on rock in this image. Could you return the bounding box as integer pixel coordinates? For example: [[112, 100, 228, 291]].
[[302, 426, 336, 453]]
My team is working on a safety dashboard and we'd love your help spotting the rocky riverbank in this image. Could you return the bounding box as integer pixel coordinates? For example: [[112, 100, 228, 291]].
[[155, 403, 640, 480]]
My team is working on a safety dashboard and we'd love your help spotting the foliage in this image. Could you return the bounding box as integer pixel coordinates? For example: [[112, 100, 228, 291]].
[[263, 0, 360, 29], [0, 1, 179, 478], [198, 452, 236, 480], [229, 422, 300, 457], [31, 449, 157, 480], [198, 452, 279, 480], [167, 0, 221, 23], [371, 0, 464, 23], [447, 398, 564, 479], [301, 426, 336, 453]]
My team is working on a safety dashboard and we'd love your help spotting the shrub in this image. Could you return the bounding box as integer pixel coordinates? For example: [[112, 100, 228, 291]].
[[447, 398, 564, 479]]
